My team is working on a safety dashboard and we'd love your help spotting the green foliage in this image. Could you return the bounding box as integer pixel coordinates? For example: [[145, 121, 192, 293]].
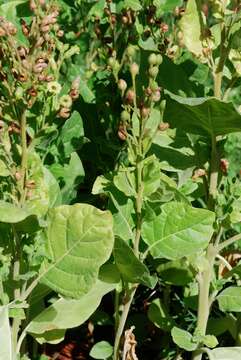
[[0, 0, 241, 359]]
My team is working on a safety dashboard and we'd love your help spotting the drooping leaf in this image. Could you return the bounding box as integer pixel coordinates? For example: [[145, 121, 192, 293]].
[[217, 287, 241, 312], [171, 326, 197, 351], [0, 160, 10, 177], [40, 204, 114, 298], [0, 306, 14, 360], [156, 259, 193, 286], [114, 237, 157, 288], [142, 202, 214, 259], [27, 281, 115, 341], [113, 168, 136, 197], [164, 92, 241, 137], [179, 0, 203, 57], [90, 341, 113, 359]]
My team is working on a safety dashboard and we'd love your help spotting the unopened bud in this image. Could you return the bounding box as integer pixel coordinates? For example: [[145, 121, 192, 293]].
[[192, 168, 206, 180], [149, 66, 159, 79], [118, 79, 127, 93], [220, 159, 229, 174], [160, 23, 169, 33], [141, 107, 150, 118], [130, 63, 139, 76], [118, 124, 127, 141], [69, 88, 79, 100]]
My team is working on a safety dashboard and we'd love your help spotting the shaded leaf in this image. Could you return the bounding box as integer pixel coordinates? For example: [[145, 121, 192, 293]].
[[171, 326, 197, 351], [217, 286, 241, 312], [90, 341, 113, 359]]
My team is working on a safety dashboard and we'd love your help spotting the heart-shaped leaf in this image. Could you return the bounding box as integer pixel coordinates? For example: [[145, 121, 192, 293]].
[[40, 204, 114, 298]]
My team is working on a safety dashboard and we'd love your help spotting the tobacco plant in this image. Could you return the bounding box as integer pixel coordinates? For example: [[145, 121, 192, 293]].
[[0, 0, 241, 360]]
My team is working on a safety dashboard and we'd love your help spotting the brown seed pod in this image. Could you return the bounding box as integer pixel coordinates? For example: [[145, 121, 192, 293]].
[[118, 124, 127, 141], [158, 122, 169, 131], [25, 179, 36, 189], [20, 19, 29, 37], [192, 168, 206, 180], [59, 107, 70, 119], [69, 88, 79, 100], [8, 122, 20, 134], [220, 158, 229, 174], [28, 87, 38, 97], [125, 89, 135, 104]]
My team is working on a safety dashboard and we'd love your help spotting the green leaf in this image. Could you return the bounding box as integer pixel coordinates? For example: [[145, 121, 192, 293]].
[[179, 0, 203, 57], [154, 0, 182, 16], [142, 156, 161, 197], [171, 326, 197, 351], [138, 37, 158, 51], [0, 306, 14, 360], [164, 92, 241, 136], [0, 160, 10, 177], [27, 281, 115, 340], [40, 204, 114, 298], [58, 111, 84, 157], [113, 168, 136, 197], [205, 347, 241, 360], [124, 0, 142, 11], [114, 237, 157, 288], [142, 202, 214, 259], [31, 329, 65, 345], [0, 201, 30, 223], [217, 286, 241, 312], [156, 259, 193, 286], [148, 298, 175, 331], [90, 341, 113, 359]]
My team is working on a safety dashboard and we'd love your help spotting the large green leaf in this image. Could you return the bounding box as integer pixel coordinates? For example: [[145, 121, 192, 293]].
[[114, 237, 157, 288], [0, 306, 14, 360], [142, 202, 214, 259], [205, 347, 241, 360], [90, 341, 113, 359], [27, 281, 115, 341], [179, 0, 203, 57], [164, 92, 241, 137], [154, 0, 182, 15], [40, 204, 114, 298], [217, 287, 241, 312]]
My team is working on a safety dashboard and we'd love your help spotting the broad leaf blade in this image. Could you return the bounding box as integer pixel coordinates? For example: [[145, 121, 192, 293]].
[[41, 204, 114, 298], [142, 202, 214, 259], [217, 287, 241, 312], [27, 281, 115, 340], [171, 326, 197, 351], [164, 92, 241, 137], [205, 347, 241, 360]]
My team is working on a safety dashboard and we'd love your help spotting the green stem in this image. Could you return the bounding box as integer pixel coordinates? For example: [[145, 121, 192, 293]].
[[12, 227, 21, 352], [207, 135, 219, 210], [113, 286, 137, 360], [20, 110, 27, 205], [192, 245, 216, 360], [217, 233, 241, 252]]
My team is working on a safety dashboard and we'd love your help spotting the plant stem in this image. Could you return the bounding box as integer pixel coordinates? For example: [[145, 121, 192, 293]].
[[208, 135, 219, 210], [20, 110, 27, 205], [217, 233, 241, 252], [113, 286, 137, 360], [192, 245, 216, 360], [12, 227, 21, 352]]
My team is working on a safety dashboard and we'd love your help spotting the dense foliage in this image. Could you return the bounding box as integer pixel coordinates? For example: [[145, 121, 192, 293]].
[[0, 0, 241, 359]]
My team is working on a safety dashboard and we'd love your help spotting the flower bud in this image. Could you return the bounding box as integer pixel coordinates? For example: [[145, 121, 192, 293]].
[[69, 89, 79, 100], [130, 62, 139, 76], [156, 54, 163, 65], [121, 110, 130, 122], [148, 53, 157, 66], [141, 107, 150, 118], [127, 46, 135, 58], [192, 168, 206, 180], [59, 107, 70, 119], [160, 23, 169, 33], [118, 79, 127, 93], [72, 76, 80, 90], [151, 89, 161, 102], [118, 124, 127, 141], [149, 66, 159, 79], [220, 159, 229, 174], [0, 27, 6, 37]]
